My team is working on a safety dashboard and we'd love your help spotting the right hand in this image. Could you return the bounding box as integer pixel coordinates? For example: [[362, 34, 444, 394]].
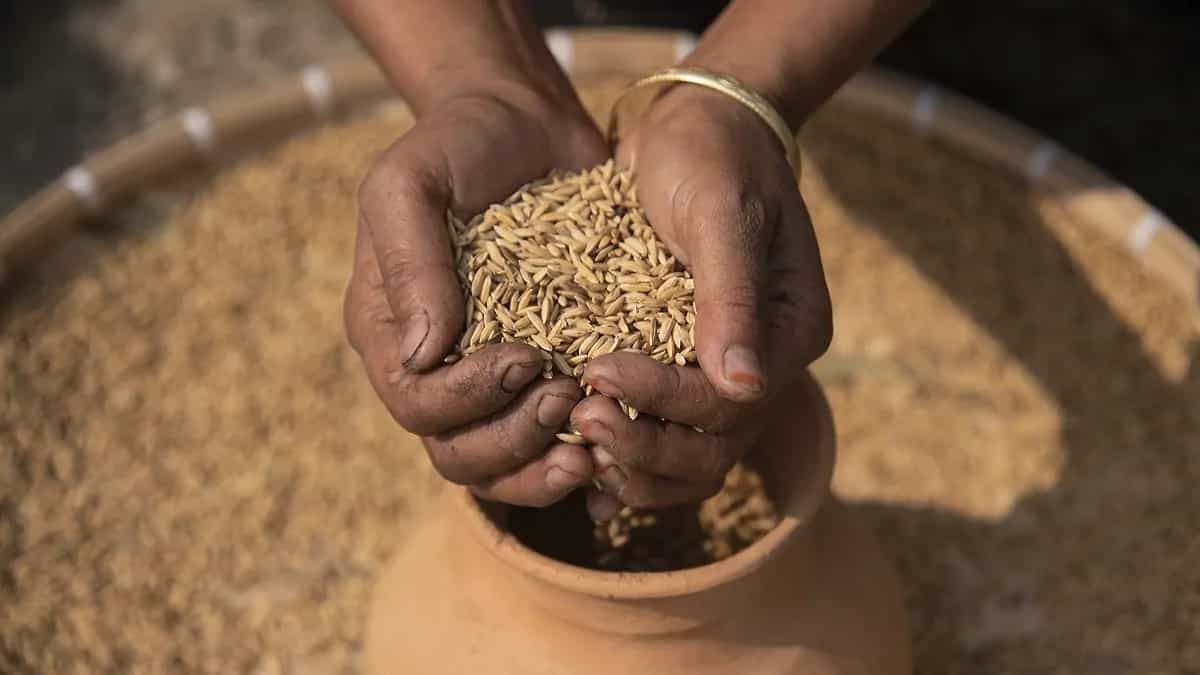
[[572, 84, 833, 520], [344, 79, 608, 507]]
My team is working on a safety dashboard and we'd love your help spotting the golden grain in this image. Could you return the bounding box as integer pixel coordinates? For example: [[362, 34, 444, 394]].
[[451, 160, 697, 381]]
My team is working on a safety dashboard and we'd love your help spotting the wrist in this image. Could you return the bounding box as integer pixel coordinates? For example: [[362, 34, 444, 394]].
[[638, 82, 790, 170], [433, 74, 597, 146], [335, 0, 581, 120], [677, 52, 807, 131], [406, 57, 579, 120], [672, 0, 930, 129], [417, 75, 605, 174]]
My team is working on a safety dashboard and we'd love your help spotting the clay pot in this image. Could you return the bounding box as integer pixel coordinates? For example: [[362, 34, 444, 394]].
[[364, 374, 910, 675]]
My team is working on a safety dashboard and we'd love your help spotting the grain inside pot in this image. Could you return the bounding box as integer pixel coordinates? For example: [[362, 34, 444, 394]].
[[509, 463, 780, 572], [448, 158, 697, 426], [597, 463, 779, 571]]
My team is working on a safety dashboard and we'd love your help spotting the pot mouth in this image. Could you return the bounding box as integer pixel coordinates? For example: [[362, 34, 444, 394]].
[[458, 374, 837, 600]]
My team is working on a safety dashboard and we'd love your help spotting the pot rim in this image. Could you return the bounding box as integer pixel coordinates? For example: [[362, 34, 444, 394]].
[[456, 374, 837, 600]]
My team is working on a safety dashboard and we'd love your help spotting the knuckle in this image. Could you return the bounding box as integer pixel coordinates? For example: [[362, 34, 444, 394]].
[[723, 189, 768, 237], [360, 258, 387, 294], [665, 364, 689, 406], [424, 438, 473, 484], [620, 423, 661, 469], [343, 272, 398, 354], [772, 287, 833, 365], [356, 165, 387, 211], [702, 405, 742, 434], [385, 398, 427, 435], [809, 292, 834, 357], [422, 438, 457, 479], [688, 432, 737, 482], [719, 283, 762, 311], [358, 153, 439, 212], [490, 415, 525, 457], [696, 284, 761, 320], [677, 176, 768, 238], [377, 245, 461, 307], [379, 378, 438, 435], [342, 283, 364, 353], [636, 363, 682, 413], [376, 246, 420, 295], [354, 239, 388, 292], [453, 350, 511, 402], [431, 355, 516, 425]]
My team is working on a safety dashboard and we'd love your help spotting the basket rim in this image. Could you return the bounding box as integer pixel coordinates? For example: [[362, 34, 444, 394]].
[[1, 26, 1196, 314]]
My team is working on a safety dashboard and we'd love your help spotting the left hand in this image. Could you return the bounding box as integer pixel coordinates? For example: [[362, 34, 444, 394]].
[[344, 79, 609, 509], [571, 85, 833, 520]]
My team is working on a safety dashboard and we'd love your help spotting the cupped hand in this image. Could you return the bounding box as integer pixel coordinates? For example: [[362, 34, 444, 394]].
[[574, 86, 833, 520], [344, 81, 608, 507]]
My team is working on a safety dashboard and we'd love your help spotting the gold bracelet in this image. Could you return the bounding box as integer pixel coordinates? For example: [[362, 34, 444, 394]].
[[607, 66, 799, 171]]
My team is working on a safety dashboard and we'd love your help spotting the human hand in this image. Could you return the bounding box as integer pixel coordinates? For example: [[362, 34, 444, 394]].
[[572, 85, 833, 520], [344, 79, 608, 507]]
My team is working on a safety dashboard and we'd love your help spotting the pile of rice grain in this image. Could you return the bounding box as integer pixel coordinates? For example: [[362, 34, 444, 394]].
[[596, 463, 779, 571], [449, 159, 697, 425], [508, 462, 780, 572]]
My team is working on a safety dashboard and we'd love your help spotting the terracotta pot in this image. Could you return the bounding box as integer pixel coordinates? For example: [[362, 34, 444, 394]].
[[364, 374, 910, 675]]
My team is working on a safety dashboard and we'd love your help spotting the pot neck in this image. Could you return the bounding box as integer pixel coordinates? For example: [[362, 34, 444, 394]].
[[455, 373, 836, 635]]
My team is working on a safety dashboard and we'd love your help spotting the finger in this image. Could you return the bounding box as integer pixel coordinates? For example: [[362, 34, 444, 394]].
[[581, 352, 746, 432], [346, 266, 548, 433], [763, 196, 833, 372], [674, 176, 773, 403], [570, 395, 738, 486], [470, 443, 594, 507], [590, 458, 723, 512], [357, 138, 464, 372], [358, 100, 607, 373], [344, 218, 390, 356], [424, 376, 582, 484], [586, 489, 624, 522]]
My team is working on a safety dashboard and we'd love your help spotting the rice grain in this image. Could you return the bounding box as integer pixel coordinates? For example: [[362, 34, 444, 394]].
[[450, 160, 697, 388]]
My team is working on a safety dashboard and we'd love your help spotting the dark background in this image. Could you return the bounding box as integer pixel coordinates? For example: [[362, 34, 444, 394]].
[[3, 0, 1198, 240]]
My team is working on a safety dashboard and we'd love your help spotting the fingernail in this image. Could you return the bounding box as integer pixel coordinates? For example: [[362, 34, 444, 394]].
[[722, 345, 766, 396], [585, 376, 625, 400], [546, 466, 587, 492], [399, 311, 430, 368], [501, 361, 543, 393], [588, 493, 623, 522], [578, 419, 615, 447], [537, 393, 576, 428], [597, 464, 627, 496]]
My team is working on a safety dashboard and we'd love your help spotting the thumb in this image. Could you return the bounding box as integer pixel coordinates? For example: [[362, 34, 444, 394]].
[[357, 135, 464, 373], [683, 185, 771, 403]]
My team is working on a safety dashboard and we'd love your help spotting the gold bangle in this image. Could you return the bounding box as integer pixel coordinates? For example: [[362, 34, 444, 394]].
[[607, 66, 799, 171]]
